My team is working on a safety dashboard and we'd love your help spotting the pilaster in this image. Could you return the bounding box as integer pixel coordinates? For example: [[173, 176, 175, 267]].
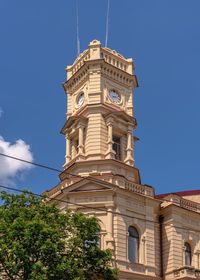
[[124, 123, 134, 166], [105, 117, 115, 159]]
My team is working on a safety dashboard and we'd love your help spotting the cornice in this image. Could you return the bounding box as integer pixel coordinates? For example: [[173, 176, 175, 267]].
[[101, 60, 138, 88], [104, 111, 137, 128], [63, 158, 140, 174], [61, 115, 87, 135], [67, 103, 136, 120], [63, 59, 138, 94]]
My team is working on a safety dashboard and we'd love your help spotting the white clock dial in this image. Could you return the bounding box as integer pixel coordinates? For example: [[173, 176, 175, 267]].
[[109, 90, 121, 104], [77, 92, 84, 107]]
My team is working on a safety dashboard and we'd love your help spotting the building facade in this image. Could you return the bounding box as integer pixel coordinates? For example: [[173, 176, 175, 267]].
[[46, 40, 200, 280]]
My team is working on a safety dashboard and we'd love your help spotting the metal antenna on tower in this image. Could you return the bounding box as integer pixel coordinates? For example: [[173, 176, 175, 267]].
[[76, 0, 80, 55], [105, 0, 110, 47]]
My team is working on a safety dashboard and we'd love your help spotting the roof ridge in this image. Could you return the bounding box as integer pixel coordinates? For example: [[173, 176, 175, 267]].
[[156, 189, 200, 198]]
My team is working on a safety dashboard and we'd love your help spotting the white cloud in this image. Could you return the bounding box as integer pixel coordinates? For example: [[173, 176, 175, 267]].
[[0, 136, 34, 185]]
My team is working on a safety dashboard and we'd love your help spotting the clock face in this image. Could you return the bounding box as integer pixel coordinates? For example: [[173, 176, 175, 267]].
[[77, 92, 84, 107], [109, 90, 121, 104]]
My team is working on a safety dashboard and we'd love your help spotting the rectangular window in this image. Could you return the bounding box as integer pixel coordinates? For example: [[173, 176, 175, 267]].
[[71, 138, 79, 158], [112, 136, 121, 160], [74, 139, 79, 154]]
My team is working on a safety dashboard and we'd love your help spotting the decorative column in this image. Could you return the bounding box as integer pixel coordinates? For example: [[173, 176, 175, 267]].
[[182, 244, 186, 265], [77, 121, 85, 160], [78, 123, 85, 156], [107, 207, 113, 238], [197, 252, 200, 269], [105, 117, 115, 159], [66, 134, 71, 163], [141, 236, 146, 264], [106, 207, 115, 252], [124, 123, 134, 165]]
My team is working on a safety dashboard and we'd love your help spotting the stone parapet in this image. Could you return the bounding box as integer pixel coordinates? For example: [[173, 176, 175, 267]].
[[66, 39, 134, 80], [161, 194, 200, 214], [45, 174, 154, 199], [166, 266, 200, 279]]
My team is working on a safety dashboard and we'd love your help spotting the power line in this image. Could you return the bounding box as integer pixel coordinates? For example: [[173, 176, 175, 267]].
[[1, 153, 200, 235], [0, 152, 160, 224], [0, 153, 61, 172], [0, 183, 158, 225], [0, 153, 159, 224], [0, 184, 106, 212], [0, 184, 146, 239], [0, 184, 200, 237], [0, 152, 113, 188]]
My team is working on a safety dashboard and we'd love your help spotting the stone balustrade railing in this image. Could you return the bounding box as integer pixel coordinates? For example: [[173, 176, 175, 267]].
[[101, 49, 131, 73], [109, 174, 154, 197], [66, 40, 133, 80], [173, 266, 200, 279], [67, 49, 90, 79], [180, 197, 200, 212], [125, 181, 145, 195], [162, 194, 200, 214], [124, 181, 154, 197]]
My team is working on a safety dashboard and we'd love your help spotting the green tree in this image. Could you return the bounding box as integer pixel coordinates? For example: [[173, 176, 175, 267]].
[[0, 191, 118, 280]]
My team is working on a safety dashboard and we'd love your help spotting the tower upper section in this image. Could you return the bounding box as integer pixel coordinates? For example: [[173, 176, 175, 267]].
[[61, 40, 139, 182], [63, 39, 138, 117]]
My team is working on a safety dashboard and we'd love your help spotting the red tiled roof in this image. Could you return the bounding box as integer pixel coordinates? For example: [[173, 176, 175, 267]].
[[156, 189, 200, 199]]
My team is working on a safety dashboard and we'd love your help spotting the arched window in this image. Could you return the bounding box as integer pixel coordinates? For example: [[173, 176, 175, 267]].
[[128, 226, 139, 263], [185, 242, 192, 266]]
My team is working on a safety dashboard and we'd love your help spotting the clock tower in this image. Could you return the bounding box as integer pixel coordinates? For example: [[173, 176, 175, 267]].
[[60, 39, 140, 184], [47, 40, 159, 280]]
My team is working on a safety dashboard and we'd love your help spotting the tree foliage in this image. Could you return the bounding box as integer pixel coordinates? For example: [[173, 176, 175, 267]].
[[0, 191, 118, 280]]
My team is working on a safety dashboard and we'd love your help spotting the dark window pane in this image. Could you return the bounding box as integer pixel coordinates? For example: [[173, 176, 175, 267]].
[[185, 242, 191, 266], [75, 139, 79, 153], [128, 226, 139, 263], [128, 226, 139, 238], [112, 136, 121, 160]]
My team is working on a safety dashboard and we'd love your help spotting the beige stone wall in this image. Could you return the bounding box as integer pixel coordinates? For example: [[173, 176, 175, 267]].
[[84, 113, 104, 158], [161, 201, 200, 279], [54, 182, 200, 280], [182, 194, 200, 204], [48, 180, 161, 279], [49, 39, 200, 280], [62, 40, 137, 169], [154, 222, 161, 276]]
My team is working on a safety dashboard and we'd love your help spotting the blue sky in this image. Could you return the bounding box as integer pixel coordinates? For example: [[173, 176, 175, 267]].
[[0, 0, 200, 194]]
